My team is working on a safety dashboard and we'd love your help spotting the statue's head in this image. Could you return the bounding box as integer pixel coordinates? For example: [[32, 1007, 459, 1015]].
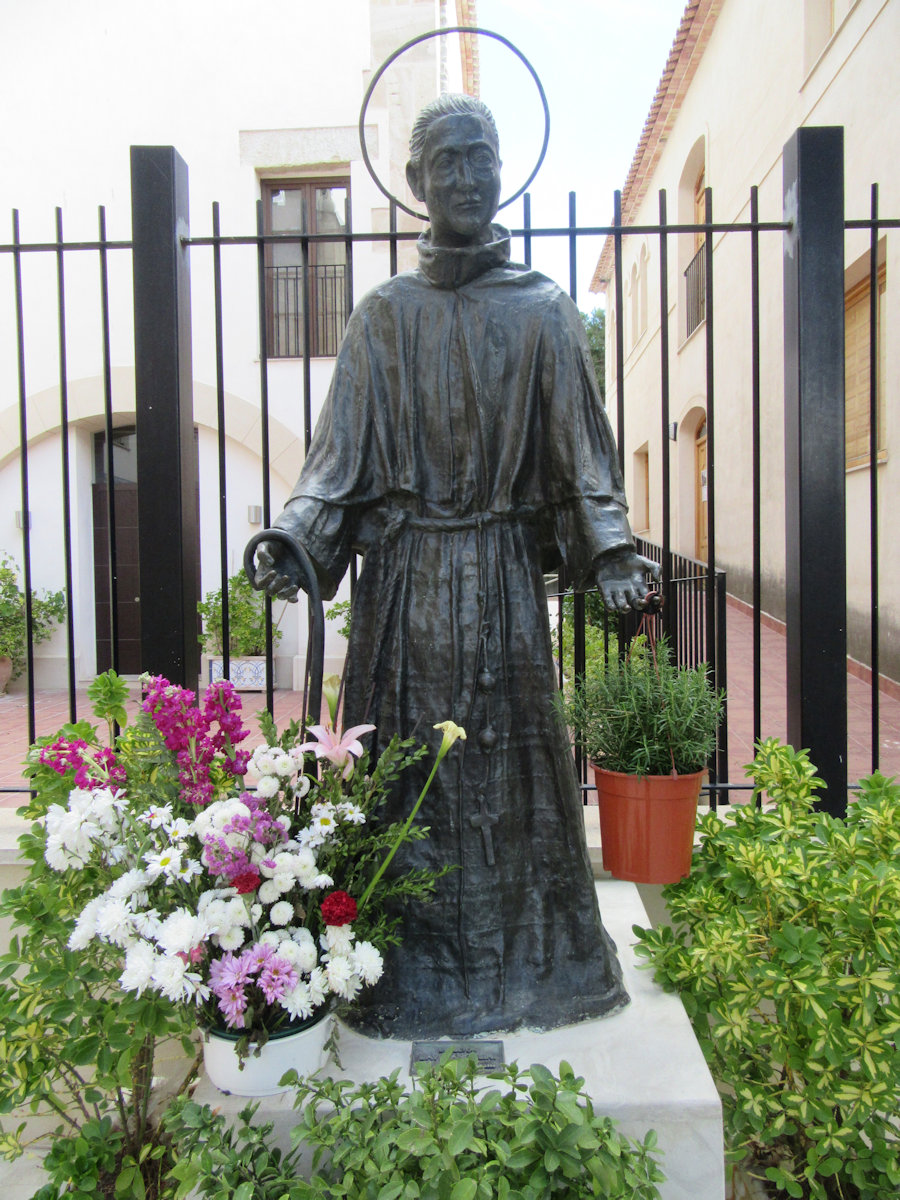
[[406, 94, 502, 248]]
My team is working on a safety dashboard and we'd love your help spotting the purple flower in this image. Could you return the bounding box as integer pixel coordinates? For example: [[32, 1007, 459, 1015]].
[[259, 956, 298, 1003]]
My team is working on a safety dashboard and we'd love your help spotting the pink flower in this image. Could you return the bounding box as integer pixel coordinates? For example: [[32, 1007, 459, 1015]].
[[298, 723, 376, 779], [259, 956, 298, 1003]]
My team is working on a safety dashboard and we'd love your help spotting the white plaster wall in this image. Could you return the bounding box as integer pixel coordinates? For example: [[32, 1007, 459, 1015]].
[[0, 0, 449, 686], [602, 0, 899, 671]]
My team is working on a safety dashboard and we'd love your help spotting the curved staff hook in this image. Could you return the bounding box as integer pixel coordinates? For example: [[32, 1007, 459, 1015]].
[[243, 529, 325, 733]]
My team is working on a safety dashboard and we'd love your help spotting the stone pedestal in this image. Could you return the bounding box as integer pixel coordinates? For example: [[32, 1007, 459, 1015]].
[[194, 881, 725, 1200]]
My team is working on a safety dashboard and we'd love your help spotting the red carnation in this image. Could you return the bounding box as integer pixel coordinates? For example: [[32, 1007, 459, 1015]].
[[321, 890, 358, 927], [231, 870, 261, 895]]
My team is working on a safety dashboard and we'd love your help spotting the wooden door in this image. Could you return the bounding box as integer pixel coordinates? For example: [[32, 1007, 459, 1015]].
[[695, 423, 708, 563]]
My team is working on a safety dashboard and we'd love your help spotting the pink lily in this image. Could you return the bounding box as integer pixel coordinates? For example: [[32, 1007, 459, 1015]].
[[297, 723, 376, 778]]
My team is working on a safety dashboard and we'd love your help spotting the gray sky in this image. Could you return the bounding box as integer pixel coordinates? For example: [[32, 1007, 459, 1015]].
[[471, 0, 686, 305]]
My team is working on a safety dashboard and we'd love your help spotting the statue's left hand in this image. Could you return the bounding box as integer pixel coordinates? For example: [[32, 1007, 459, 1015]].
[[595, 549, 660, 613]]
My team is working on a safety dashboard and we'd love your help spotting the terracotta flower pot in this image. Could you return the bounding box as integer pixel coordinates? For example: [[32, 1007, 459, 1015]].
[[592, 765, 706, 884]]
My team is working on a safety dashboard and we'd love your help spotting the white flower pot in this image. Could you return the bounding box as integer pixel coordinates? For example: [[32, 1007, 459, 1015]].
[[202, 1013, 332, 1096]]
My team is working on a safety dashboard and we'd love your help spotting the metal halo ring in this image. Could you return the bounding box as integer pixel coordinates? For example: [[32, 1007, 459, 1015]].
[[358, 26, 550, 221]]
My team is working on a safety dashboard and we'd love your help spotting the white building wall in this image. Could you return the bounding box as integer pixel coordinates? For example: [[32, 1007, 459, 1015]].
[[601, 0, 900, 676], [0, 0, 455, 687]]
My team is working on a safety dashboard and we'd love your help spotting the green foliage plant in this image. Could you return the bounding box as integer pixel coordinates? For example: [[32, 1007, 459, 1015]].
[[0, 553, 66, 680], [165, 1054, 665, 1200], [558, 635, 724, 776], [197, 570, 282, 657], [580, 307, 605, 402], [325, 598, 352, 641], [0, 672, 198, 1199], [552, 589, 618, 687], [633, 739, 900, 1200]]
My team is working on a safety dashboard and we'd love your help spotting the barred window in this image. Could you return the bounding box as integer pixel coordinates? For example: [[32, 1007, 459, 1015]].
[[262, 179, 349, 358]]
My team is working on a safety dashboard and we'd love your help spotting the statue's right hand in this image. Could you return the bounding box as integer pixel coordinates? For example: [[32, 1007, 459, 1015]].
[[251, 541, 306, 603]]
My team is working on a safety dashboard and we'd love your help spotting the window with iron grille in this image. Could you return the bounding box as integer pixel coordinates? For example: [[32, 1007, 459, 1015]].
[[262, 179, 350, 358]]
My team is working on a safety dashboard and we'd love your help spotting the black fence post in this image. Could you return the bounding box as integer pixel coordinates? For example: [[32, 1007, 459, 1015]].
[[130, 146, 200, 689], [782, 126, 847, 814]]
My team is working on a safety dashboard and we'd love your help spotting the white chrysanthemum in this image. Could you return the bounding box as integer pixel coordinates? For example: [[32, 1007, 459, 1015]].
[[156, 909, 207, 956], [272, 871, 295, 895], [119, 942, 158, 995], [165, 817, 192, 841], [307, 966, 329, 1007], [216, 926, 246, 951], [269, 900, 294, 927], [250, 903, 263, 922], [94, 897, 135, 947], [144, 847, 183, 881], [108, 868, 151, 901], [172, 858, 203, 882], [280, 980, 314, 1021], [139, 803, 173, 829], [337, 802, 366, 826], [45, 834, 82, 872], [67, 896, 104, 951], [131, 907, 162, 938], [259, 930, 283, 947], [151, 955, 208, 1004], [352, 941, 384, 985], [321, 924, 354, 955], [250, 747, 278, 777], [272, 752, 294, 778], [258, 879, 281, 904], [325, 954, 361, 1001], [274, 939, 302, 967], [255, 775, 280, 800]]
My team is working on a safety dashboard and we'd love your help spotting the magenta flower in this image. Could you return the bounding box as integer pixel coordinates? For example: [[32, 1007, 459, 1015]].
[[298, 723, 376, 778]]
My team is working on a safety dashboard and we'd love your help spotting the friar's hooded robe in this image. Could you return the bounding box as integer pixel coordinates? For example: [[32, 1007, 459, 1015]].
[[276, 226, 633, 1038]]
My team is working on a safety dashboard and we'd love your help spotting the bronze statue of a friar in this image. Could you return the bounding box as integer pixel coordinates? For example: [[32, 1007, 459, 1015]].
[[252, 94, 656, 1039]]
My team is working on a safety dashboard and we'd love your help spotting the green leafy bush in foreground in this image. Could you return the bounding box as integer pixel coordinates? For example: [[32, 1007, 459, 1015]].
[[166, 1054, 665, 1199], [634, 739, 900, 1200]]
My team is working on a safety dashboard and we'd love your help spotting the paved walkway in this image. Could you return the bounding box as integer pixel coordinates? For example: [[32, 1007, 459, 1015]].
[[2, 599, 899, 810]]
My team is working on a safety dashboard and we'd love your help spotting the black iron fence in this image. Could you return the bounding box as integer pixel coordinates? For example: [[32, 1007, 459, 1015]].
[[266, 263, 348, 358], [2, 130, 897, 816]]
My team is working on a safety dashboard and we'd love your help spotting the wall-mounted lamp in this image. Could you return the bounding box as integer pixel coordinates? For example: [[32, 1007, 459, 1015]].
[[668, 422, 678, 442], [15, 510, 31, 530], [247, 505, 263, 526]]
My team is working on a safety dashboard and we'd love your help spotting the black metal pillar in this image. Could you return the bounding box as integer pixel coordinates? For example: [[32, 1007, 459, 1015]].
[[130, 146, 200, 689], [782, 126, 847, 814]]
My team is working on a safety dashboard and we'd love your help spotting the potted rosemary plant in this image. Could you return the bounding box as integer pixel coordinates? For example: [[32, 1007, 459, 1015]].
[[558, 635, 724, 883]]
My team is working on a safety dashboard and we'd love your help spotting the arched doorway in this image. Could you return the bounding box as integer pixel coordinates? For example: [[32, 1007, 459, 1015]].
[[695, 418, 708, 562]]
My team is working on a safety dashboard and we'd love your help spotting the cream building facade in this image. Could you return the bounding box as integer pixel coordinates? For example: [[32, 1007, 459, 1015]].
[[0, 0, 477, 687], [591, 0, 899, 680]]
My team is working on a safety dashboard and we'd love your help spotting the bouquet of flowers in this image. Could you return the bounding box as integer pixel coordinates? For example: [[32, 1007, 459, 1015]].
[[30, 671, 462, 1062]]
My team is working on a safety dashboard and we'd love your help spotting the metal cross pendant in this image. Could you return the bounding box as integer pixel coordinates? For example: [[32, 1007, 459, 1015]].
[[469, 792, 499, 867]]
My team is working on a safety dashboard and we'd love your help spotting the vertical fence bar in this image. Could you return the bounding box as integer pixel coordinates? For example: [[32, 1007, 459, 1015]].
[[750, 186, 762, 751], [568, 191, 586, 786], [55, 208, 76, 718], [523, 193, 532, 269], [344, 187, 353, 319], [782, 126, 847, 813], [99, 207, 120, 677], [12, 211, 35, 743], [212, 202, 230, 680], [703, 187, 719, 792], [868, 183, 880, 772], [130, 145, 200, 689], [255, 200, 275, 715], [389, 200, 398, 279], [613, 191, 626, 477], [658, 190, 673, 641]]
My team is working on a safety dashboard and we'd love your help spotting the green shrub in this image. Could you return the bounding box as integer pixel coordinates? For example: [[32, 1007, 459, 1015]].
[[0, 553, 66, 680], [166, 1054, 665, 1199], [634, 739, 900, 1199], [197, 570, 282, 656]]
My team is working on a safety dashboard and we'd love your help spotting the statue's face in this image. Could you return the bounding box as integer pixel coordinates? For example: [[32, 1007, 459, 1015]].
[[407, 113, 501, 247]]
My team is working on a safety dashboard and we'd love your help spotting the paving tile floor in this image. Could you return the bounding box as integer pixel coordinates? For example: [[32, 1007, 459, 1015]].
[[2, 599, 899, 809]]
